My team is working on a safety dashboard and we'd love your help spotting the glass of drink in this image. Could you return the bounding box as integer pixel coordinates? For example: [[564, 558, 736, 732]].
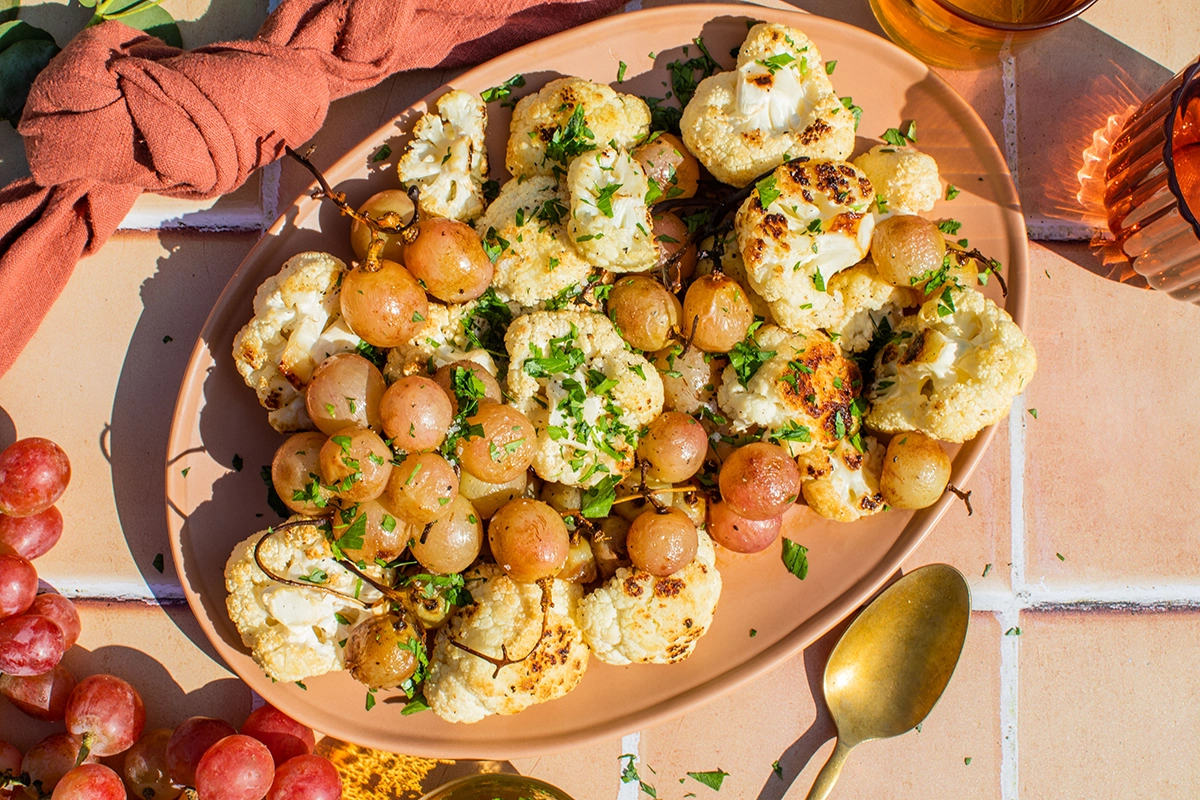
[[418, 773, 576, 800], [868, 0, 1100, 70]]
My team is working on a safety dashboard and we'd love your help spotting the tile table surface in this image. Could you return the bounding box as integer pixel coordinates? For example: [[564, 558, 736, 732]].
[[2, 0, 1199, 798]]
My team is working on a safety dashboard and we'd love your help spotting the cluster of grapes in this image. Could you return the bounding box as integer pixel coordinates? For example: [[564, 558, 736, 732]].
[[0, 438, 343, 800]]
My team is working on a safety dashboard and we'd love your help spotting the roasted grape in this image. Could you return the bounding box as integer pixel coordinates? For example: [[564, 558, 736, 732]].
[[652, 346, 724, 415], [167, 717, 238, 787], [240, 705, 316, 768], [333, 500, 410, 564], [271, 433, 333, 515], [343, 613, 422, 690], [403, 217, 494, 302], [0, 438, 70, 518], [706, 501, 781, 553], [380, 376, 454, 450], [410, 494, 482, 574], [651, 211, 697, 281], [432, 361, 501, 414], [681, 272, 754, 353], [65, 674, 146, 757], [28, 594, 80, 650], [304, 354, 386, 436], [638, 411, 707, 482], [194, 735, 275, 800], [0, 740, 20, 796], [456, 403, 536, 483], [626, 508, 698, 576], [870, 215, 947, 289], [22, 733, 98, 792], [718, 442, 801, 521], [880, 432, 951, 509], [557, 535, 597, 583], [265, 755, 343, 800], [340, 259, 429, 348], [607, 275, 682, 352], [0, 553, 37, 620], [383, 452, 459, 525], [0, 505, 63, 560], [488, 499, 570, 583], [318, 427, 392, 504], [0, 663, 76, 721], [51, 764, 125, 800], [539, 482, 582, 514], [591, 516, 631, 579], [350, 190, 415, 263], [0, 614, 65, 676], [458, 469, 526, 519], [122, 729, 181, 800], [632, 132, 700, 200]]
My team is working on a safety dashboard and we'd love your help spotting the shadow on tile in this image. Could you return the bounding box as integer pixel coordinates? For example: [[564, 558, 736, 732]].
[[0, 404, 15, 451], [1039, 239, 1153, 288]]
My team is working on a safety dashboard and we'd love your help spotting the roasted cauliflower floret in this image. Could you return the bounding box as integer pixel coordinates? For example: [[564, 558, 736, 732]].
[[681, 23, 855, 187], [474, 175, 593, 312], [232, 252, 361, 432], [579, 528, 721, 665], [717, 325, 861, 452], [424, 565, 588, 723], [506, 77, 651, 179], [383, 300, 500, 380], [224, 519, 384, 683], [828, 260, 920, 353], [505, 311, 663, 487], [852, 144, 941, 216], [796, 437, 885, 522], [397, 90, 488, 222], [867, 287, 1037, 443], [567, 148, 657, 272], [736, 159, 876, 332]]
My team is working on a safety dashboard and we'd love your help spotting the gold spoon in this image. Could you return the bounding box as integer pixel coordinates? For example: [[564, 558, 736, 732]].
[[806, 563, 971, 800]]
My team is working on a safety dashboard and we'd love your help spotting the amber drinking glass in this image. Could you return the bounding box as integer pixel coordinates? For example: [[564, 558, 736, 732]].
[[868, 0, 1100, 69], [417, 773, 576, 800], [1104, 58, 1200, 300]]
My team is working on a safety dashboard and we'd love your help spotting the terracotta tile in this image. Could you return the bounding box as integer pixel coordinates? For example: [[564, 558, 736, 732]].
[[1080, 0, 1200, 74], [904, 421, 1012, 593], [1020, 609, 1200, 799], [510, 737, 624, 799], [0, 601, 252, 752], [634, 612, 1000, 800], [1023, 243, 1200, 587], [0, 231, 260, 593]]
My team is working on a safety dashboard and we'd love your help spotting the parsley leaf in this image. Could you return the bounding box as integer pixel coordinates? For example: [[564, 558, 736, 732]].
[[617, 61, 628, 82], [401, 693, 430, 715], [544, 105, 596, 168], [881, 121, 918, 146], [687, 770, 730, 791], [260, 465, 289, 518], [371, 144, 392, 162], [594, 181, 623, 217], [152, 553, 164, 573], [728, 320, 775, 386], [581, 474, 621, 518], [946, 184, 961, 201], [938, 219, 963, 235], [756, 174, 781, 209], [839, 96, 863, 130], [481, 74, 526, 104], [782, 539, 809, 580]]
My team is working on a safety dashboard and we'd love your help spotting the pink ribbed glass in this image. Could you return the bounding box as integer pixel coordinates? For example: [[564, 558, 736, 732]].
[[1105, 57, 1200, 301]]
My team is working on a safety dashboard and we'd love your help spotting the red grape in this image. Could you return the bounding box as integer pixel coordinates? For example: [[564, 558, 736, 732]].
[[51, 763, 124, 800], [167, 717, 238, 787], [0, 740, 20, 800], [0, 553, 37, 620], [28, 594, 80, 649], [0, 614, 65, 675], [0, 505, 63, 559], [22, 733, 98, 793], [66, 674, 146, 757], [124, 729, 182, 800], [0, 438, 70, 518], [195, 735, 275, 800], [706, 501, 782, 553], [0, 662, 77, 721], [240, 705, 315, 767], [266, 755, 342, 800]]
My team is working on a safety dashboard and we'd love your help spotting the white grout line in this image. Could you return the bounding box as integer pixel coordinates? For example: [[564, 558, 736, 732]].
[[1000, 44, 1019, 193], [617, 732, 641, 800], [998, 605, 1021, 800], [118, 207, 266, 232], [261, 161, 281, 230], [43, 578, 187, 603], [1025, 218, 1104, 241], [1009, 394, 1028, 591]]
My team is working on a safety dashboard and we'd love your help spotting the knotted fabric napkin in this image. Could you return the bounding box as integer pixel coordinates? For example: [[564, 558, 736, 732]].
[[0, 0, 622, 378]]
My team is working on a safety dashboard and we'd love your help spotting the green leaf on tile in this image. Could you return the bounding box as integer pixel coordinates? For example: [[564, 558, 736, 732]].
[[620, 754, 640, 784], [687, 770, 729, 790], [365, 689, 375, 710], [1056, 552, 1065, 561], [1005, 627, 1022, 636], [295, 681, 307, 690], [946, 184, 961, 201], [372, 143, 392, 163], [750, 629, 757, 638], [152, 553, 164, 573], [964, 757, 972, 765], [162, 335, 173, 343], [982, 563, 992, 578], [1028, 408, 1038, 419], [772, 760, 783, 779]]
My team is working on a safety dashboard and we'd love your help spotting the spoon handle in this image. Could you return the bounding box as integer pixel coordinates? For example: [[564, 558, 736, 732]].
[[805, 739, 854, 800]]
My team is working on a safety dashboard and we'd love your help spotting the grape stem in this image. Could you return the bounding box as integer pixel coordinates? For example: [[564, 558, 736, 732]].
[[946, 483, 974, 516], [448, 577, 553, 679], [960, 247, 1009, 297], [252, 519, 399, 609], [284, 144, 421, 272], [677, 314, 700, 359]]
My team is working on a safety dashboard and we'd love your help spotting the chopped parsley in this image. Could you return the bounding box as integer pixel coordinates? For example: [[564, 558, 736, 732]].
[[687, 770, 730, 791], [401, 693, 430, 715], [152, 553, 164, 573], [371, 143, 392, 162], [480, 73, 526, 104], [544, 105, 596, 170], [617, 60, 628, 82], [355, 339, 387, 368], [756, 53, 796, 74], [756, 174, 781, 208], [881, 120, 918, 146], [728, 320, 775, 386], [782, 538, 809, 580], [839, 96, 863, 130], [825, 59, 837, 74], [938, 219, 963, 235], [946, 184, 961, 201], [1028, 408, 1038, 419], [581, 474, 621, 518], [593, 181, 624, 217], [812, 271, 826, 292]]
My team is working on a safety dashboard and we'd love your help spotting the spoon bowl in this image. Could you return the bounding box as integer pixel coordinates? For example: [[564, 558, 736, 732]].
[[806, 564, 971, 800]]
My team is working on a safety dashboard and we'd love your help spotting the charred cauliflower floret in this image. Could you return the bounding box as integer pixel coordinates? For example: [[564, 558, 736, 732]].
[[681, 23, 855, 187], [424, 565, 588, 723], [717, 325, 861, 452], [852, 144, 941, 216], [567, 148, 658, 272], [224, 520, 385, 683], [695, 231, 773, 322], [828, 260, 920, 353], [505, 311, 663, 487], [867, 287, 1037, 443], [579, 528, 721, 665], [474, 175, 593, 312], [383, 300, 500, 380], [796, 437, 885, 522], [506, 77, 651, 179], [397, 90, 488, 222], [232, 252, 361, 432], [736, 159, 876, 332]]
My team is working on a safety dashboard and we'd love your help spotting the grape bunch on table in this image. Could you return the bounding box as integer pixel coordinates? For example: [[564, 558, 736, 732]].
[[0, 438, 343, 800]]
